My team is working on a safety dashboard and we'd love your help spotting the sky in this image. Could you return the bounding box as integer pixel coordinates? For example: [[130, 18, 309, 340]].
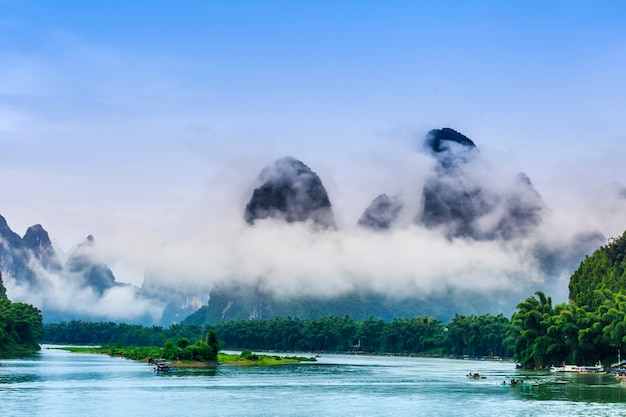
[[1, 1, 626, 318]]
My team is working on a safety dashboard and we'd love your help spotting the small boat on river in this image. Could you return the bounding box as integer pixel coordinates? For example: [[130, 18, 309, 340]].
[[154, 361, 177, 373], [501, 378, 537, 387], [149, 358, 177, 373]]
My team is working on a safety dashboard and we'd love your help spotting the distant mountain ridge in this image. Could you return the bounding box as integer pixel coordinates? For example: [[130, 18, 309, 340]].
[[0, 127, 611, 326], [184, 127, 605, 326], [0, 216, 130, 322], [182, 284, 514, 325]]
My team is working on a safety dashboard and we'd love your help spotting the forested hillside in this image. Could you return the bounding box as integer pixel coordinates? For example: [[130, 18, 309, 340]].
[[569, 231, 626, 310], [512, 231, 626, 369], [0, 272, 43, 356]]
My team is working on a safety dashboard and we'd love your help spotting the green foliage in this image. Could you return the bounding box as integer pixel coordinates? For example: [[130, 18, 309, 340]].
[[44, 321, 208, 347], [177, 337, 190, 349], [569, 231, 626, 310], [511, 291, 626, 369], [204, 314, 508, 356], [63, 345, 163, 361], [0, 272, 43, 357], [239, 349, 258, 360], [43, 313, 512, 358], [511, 231, 626, 369], [445, 314, 514, 357]]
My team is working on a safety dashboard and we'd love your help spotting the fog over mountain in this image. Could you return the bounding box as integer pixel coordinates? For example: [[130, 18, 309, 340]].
[[1, 219, 159, 323], [417, 128, 546, 240], [0, 128, 620, 324]]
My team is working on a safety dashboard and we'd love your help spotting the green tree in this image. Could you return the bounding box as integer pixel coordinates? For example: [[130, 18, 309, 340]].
[[510, 291, 555, 369], [177, 337, 190, 349], [0, 272, 43, 357]]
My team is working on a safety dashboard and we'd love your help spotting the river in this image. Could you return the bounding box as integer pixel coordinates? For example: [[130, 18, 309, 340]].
[[1, 347, 625, 416]]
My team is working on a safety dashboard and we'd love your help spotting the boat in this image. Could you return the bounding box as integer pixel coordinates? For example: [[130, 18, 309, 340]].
[[149, 359, 178, 374], [550, 363, 604, 373], [501, 379, 538, 387], [576, 363, 604, 373], [154, 361, 176, 373]]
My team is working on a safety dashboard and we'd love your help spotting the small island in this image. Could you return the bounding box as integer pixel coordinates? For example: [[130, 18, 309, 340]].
[[57, 344, 316, 367]]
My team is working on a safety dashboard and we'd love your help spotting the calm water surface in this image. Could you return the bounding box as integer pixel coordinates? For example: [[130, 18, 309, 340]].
[[1, 347, 626, 416]]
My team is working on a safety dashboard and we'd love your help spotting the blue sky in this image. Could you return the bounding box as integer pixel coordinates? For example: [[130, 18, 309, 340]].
[[1, 1, 626, 305]]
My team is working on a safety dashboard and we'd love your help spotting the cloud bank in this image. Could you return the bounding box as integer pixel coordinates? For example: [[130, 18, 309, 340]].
[[3, 126, 625, 323]]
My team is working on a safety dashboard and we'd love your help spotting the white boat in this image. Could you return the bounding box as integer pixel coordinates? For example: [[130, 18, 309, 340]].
[[550, 363, 603, 373]]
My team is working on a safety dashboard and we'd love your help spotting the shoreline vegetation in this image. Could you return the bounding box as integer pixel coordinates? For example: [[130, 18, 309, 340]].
[[43, 313, 514, 363], [53, 344, 506, 369], [55, 345, 316, 366]]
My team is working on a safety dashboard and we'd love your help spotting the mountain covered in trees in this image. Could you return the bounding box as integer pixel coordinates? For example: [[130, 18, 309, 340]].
[[511, 230, 626, 369], [0, 272, 43, 357], [569, 233, 626, 310], [183, 283, 520, 325]]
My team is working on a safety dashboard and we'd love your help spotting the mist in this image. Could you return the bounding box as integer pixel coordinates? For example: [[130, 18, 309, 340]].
[[3, 126, 625, 323], [96, 131, 623, 316]]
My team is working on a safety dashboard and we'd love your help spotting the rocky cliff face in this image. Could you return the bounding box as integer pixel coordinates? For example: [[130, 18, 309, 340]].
[[244, 157, 336, 229]]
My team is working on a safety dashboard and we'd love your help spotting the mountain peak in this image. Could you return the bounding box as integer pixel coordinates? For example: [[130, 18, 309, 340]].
[[425, 128, 476, 153], [358, 194, 403, 230], [23, 224, 62, 272], [65, 234, 116, 295], [23, 224, 52, 249], [244, 156, 336, 229]]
